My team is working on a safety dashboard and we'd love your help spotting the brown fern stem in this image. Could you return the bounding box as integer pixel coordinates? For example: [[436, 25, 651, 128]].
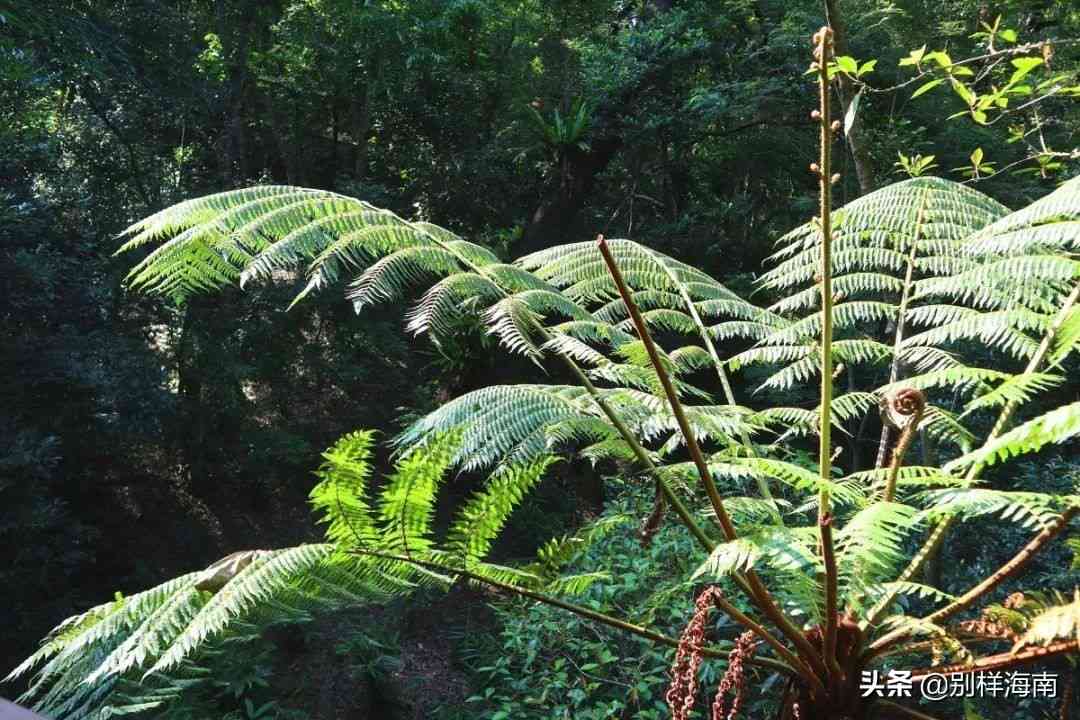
[[910, 639, 1080, 677], [866, 507, 1077, 658], [820, 513, 842, 684], [710, 589, 826, 696], [813, 24, 843, 685], [597, 234, 828, 683], [597, 234, 737, 541], [923, 507, 1077, 624]]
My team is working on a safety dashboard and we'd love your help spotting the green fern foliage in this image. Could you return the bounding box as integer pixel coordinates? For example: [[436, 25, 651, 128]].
[[26, 170, 1080, 719]]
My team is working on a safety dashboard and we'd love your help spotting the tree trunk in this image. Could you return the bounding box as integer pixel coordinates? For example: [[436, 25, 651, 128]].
[[217, 0, 254, 185], [516, 136, 623, 254]]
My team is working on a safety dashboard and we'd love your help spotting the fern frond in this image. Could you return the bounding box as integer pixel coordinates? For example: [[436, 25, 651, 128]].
[[309, 430, 378, 548], [961, 372, 1064, 418], [965, 176, 1080, 256], [945, 401, 1080, 473], [836, 503, 921, 598], [447, 458, 557, 562], [917, 488, 1066, 530], [692, 526, 820, 580], [378, 432, 460, 556]]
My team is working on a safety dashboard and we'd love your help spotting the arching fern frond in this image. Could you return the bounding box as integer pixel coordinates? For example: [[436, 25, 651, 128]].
[[945, 401, 1080, 473]]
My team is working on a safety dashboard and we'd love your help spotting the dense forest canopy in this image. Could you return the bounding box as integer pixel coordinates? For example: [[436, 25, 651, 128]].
[[4, 1, 1080, 719]]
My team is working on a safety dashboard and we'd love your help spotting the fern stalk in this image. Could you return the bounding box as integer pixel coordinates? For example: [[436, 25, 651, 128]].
[[866, 507, 1078, 657], [711, 590, 826, 695], [909, 638, 1080, 677], [597, 235, 738, 541], [814, 26, 844, 683], [653, 251, 782, 524], [394, 215, 719, 554], [350, 547, 796, 676], [598, 234, 829, 683]]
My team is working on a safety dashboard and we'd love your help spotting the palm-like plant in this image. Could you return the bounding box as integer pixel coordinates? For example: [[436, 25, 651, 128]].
[[10, 27, 1080, 720]]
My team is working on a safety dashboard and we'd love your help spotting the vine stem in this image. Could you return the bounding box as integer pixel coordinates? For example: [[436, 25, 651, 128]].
[[349, 548, 797, 676], [863, 278, 1080, 635], [814, 25, 843, 683]]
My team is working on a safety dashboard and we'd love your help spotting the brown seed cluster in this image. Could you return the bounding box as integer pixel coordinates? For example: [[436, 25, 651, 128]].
[[710, 630, 759, 720], [666, 587, 719, 720]]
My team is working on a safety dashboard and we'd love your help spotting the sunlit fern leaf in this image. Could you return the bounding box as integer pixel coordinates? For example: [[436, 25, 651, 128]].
[[728, 457, 866, 508], [836, 503, 921, 600], [526, 514, 634, 581], [945, 401, 1080, 473], [483, 296, 548, 360], [894, 345, 963, 374], [757, 301, 897, 346], [1049, 306, 1080, 367], [745, 339, 892, 393], [378, 432, 460, 556], [404, 272, 503, 337], [912, 255, 1080, 306], [117, 187, 332, 252], [148, 546, 382, 675], [395, 385, 621, 472], [240, 208, 410, 289], [648, 405, 761, 455], [520, 239, 743, 304], [442, 459, 557, 565], [691, 526, 820, 580], [8, 546, 383, 718], [723, 496, 794, 528], [853, 581, 955, 618], [901, 308, 1047, 362], [916, 488, 1068, 530], [520, 238, 766, 381], [965, 176, 1080, 256], [6, 572, 204, 692], [309, 430, 378, 548], [961, 372, 1064, 418], [756, 392, 878, 440], [123, 190, 371, 297], [293, 217, 440, 300], [768, 272, 906, 314], [768, 178, 1006, 269], [877, 365, 1004, 397], [346, 245, 472, 310], [919, 405, 976, 452]]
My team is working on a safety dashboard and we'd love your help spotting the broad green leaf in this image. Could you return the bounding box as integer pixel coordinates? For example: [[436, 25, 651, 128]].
[[1010, 57, 1043, 85], [912, 78, 944, 98]]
